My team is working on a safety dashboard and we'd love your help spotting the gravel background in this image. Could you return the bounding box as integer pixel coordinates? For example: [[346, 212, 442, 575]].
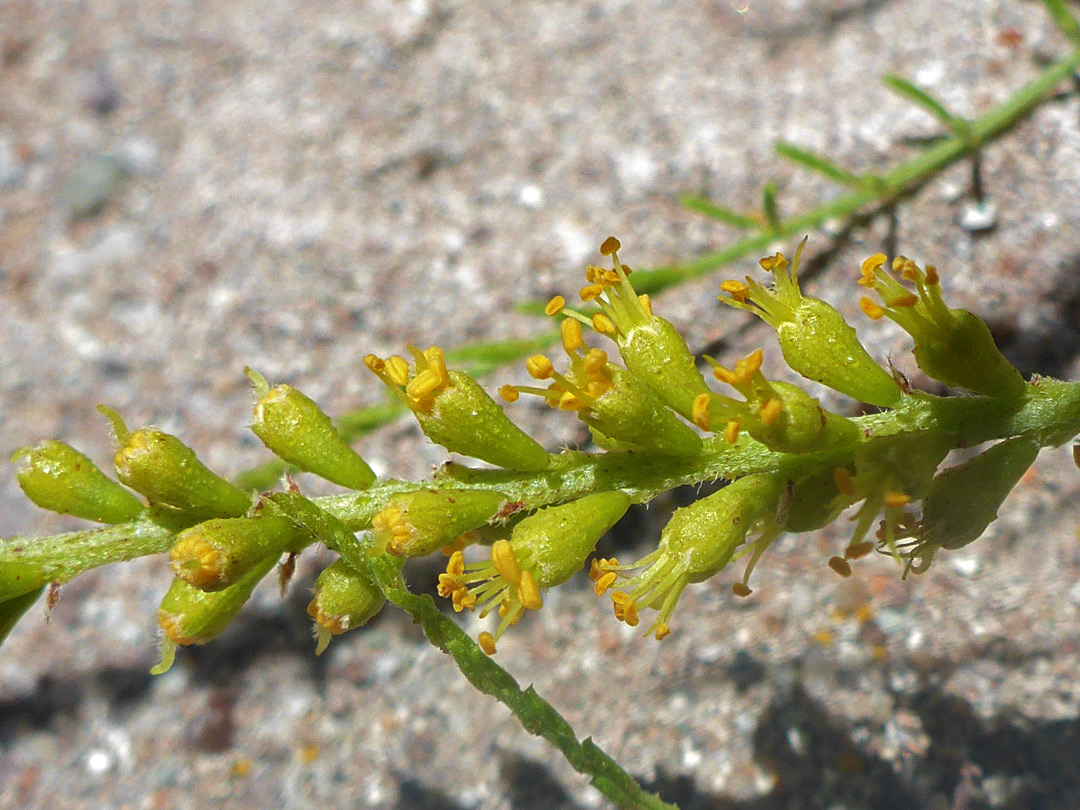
[[3, 1, 1080, 808]]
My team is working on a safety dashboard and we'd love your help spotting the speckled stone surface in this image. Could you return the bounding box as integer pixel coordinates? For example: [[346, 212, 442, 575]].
[[3, 1, 1080, 808]]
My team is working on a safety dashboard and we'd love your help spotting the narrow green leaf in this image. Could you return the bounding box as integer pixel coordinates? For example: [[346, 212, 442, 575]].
[[762, 182, 781, 231], [679, 195, 760, 229], [1041, 0, 1080, 43], [883, 74, 970, 138], [775, 141, 862, 187]]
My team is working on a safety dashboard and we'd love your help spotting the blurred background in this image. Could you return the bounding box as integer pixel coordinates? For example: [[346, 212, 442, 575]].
[[3, 1, 1080, 807]]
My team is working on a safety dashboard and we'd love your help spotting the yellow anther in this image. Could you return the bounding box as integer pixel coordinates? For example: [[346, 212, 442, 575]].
[[594, 571, 617, 596], [452, 588, 477, 612], [589, 557, 619, 581], [580, 283, 604, 302], [759, 252, 788, 273], [860, 253, 887, 275], [490, 539, 522, 586], [558, 391, 584, 411], [733, 349, 764, 384], [517, 570, 543, 611], [600, 236, 621, 256], [892, 255, 907, 272], [654, 622, 671, 641], [759, 397, 783, 427], [834, 468, 855, 497], [732, 582, 753, 598], [446, 550, 465, 578], [622, 598, 639, 627], [720, 279, 750, 303], [828, 556, 853, 577], [525, 355, 555, 380], [405, 369, 442, 400], [561, 318, 583, 353], [437, 573, 459, 598], [498, 384, 520, 403], [713, 365, 737, 385], [592, 313, 617, 335], [924, 265, 939, 285], [425, 346, 448, 379], [385, 356, 411, 386], [363, 354, 385, 373], [723, 420, 740, 445], [859, 297, 885, 320], [844, 541, 875, 560], [883, 491, 910, 508], [638, 293, 652, 315], [582, 348, 608, 376], [585, 265, 601, 283], [545, 295, 566, 316], [478, 632, 497, 655], [601, 269, 621, 285], [692, 393, 712, 431], [887, 293, 919, 308]]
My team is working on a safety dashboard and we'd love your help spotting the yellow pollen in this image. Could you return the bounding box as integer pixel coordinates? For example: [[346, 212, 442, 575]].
[[723, 420, 741, 445], [883, 491, 910, 508], [732, 582, 753, 598], [759, 398, 783, 427], [490, 539, 523, 586], [437, 573, 459, 598], [720, 279, 750, 303], [925, 265, 939, 285], [406, 369, 442, 400], [525, 355, 555, 380], [592, 313, 617, 335], [447, 550, 465, 578], [844, 541, 875, 560], [834, 468, 855, 497], [478, 632, 497, 655], [599, 236, 621, 256], [692, 393, 712, 430], [517, 570, 543, 611], [759, 253, 788, 273], [828, 556, 853, 578], [545, 295, 566, 316], [499, 384, 520, 403], [654, 623, 671, 641], [385, 356, 410, 386], [857, 275, 877, 288], [601, 269, 621, 285], [860, 253, 887, 275], [638, 294, 652, 315], [887, 293, 919, 308], [169, 534, 223, 587], [713, 365, 737, 385], [561, 318, 584, 353], [594, 571, 617, 595], [580, 283, 604, 302], [859, 297, 885, 320], [611, 592, 639, 626], [452, 588, 477, 612], [583, 348, 608, 376], [585, 265, 601, 283], [363, 354, 384, 373]]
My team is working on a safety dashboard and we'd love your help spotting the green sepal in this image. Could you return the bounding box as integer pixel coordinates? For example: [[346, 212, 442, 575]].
[[776, 297, 902, 407], [660, 473, 783, 583], [102, 407, 251, 519], [169, 515, 307, 591], [911, 309, 1026, 399], [247, 369, 377, 490], [617, 316, 710, 420], [0, 586, 45, 647], [417, 371, 551, 471], [919, 436, 1040, 551], [372, 487, 507, 557], [510, 491, 632, 588], [13, 440, 143, 523]]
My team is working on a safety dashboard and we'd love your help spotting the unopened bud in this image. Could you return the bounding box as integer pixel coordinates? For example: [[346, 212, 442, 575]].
[[169, 515, 306, 591], [14, 441, 143, 523], [371, 488, 506, 557], [246, 369, 376, 490], [307, 559, 387, 655]]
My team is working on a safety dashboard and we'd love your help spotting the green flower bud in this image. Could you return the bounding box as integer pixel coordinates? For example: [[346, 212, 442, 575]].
[[720, 241, 902, 408], [169, 515, 306, 591], [1, 586, 44, 646], [437, 491, 631, 651], [371, 487, 507, 557], [151, 552, 278, 674], [859, 255, 1025, 398], [918, 436, 1039, 554], [246, 369, 376, 490], [307, 558, 387, 655], [595, 474, 783, 639], [101, 406, 251, 519], [365, 346, 550, 472], [13, 440, 143, 523], [0, 559, 48, 602]]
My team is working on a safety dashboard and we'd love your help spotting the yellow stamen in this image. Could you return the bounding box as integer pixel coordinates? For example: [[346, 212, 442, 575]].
[[545, 295, 566, 316], [654, 622, 671, 641], [723, 420, 740, 445], [594, 571, 617, 595], [363, 354, 384, 373], [499, 384, 520, 403], [883, 491, 910, 508], [859, 297, 885, 320], [582, 348, 608, 376], [692, 393, 712, 430], [638, 294, 652, 315], [828, 556, 852, 577], [732, 582, 752, 598], [558, 391, 584, 411], [720, 279, 750, 303], [561, 318, 583, 353], [592, 313, 617, 335], [405, 369, 442, 400], [844, 541, 875, 560], [924, 265, 939, 285], [385, 356, 410, 386], [447, 550, 465, 577], [860, 253, 887, 275], [888, 293, 919, 308], [525, 355, 555, 380], [490, 539, 522, 586], [580, 284, 604, 302], [834, 468, 855, 497], [600, 236, 621, 256], [759, 397, 783, 427], [478, 632, 497, 655], [517, 570, 543, 611], [759, 253, 788, 273], [713, 365, 737, 385]]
